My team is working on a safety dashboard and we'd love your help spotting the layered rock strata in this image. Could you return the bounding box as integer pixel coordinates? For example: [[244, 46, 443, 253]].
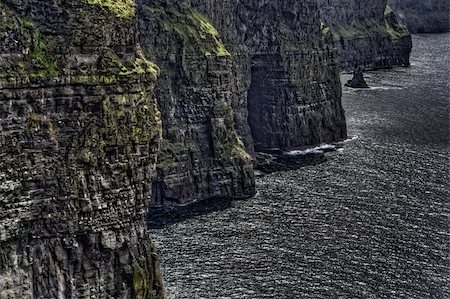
[[0, 1, 164, 298], [139, 0, 347, 207], [388, 0, 450, 33], [319, 0, 413, 71], [192, 0, 348, 150], [139, 1, 255, 207]]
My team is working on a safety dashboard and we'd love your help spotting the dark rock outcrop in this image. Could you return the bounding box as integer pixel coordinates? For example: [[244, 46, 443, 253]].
[[345, 65, 370, 88], [319, 0, 413, 71], [388, 0, 450, 33], [0, 1, 164, 298], [139, 0, 347, 207]]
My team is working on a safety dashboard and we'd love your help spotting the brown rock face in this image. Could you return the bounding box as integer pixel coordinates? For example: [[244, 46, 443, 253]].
[[0, 1, 164, 298], [319, 0, 413, 71]]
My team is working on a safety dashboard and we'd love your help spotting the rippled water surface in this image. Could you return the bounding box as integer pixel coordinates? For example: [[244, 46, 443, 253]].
[[150, 34, 450, 299]]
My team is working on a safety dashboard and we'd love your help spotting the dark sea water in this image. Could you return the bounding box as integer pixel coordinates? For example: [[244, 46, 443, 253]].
[[150, 34, 450, 299]]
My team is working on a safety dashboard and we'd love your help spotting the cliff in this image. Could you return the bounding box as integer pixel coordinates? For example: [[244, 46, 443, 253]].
[[139, 0, 347, 207], [388, 0, 450, 33], [138, 0, 255, 207], [319, 0, 413, 71], [0, 1, 164, 298], [0, 0, 351, 294], [191, 0, 347, 150]]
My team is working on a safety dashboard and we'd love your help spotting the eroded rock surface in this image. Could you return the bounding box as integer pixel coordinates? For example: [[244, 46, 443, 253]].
[[139, 1, 255, 207], [345, 65, 370, 88], [139, 0, 347, 207], [193, 0, 348, 151], [0, 1, 164, 298], [319, 0, 413, 71]]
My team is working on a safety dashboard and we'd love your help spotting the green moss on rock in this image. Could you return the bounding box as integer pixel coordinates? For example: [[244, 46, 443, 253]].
[[84, 0, 136, 18], [143, 3, 230, 57], [0, 4, 16, 33], [28, 34, 61, 78], [157, 138, 198, 170], [131, 251, 164, 299], [330, 5, 409, 41], [384, 5, 410, 40], [212, 102, 252, 161]]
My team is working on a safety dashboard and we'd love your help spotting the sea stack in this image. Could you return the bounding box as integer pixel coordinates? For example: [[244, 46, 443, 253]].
[[345, 65, 370, 88]]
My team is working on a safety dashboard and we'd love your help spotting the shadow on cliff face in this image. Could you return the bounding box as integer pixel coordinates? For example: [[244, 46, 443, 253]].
[[147, 197, 235, 228]]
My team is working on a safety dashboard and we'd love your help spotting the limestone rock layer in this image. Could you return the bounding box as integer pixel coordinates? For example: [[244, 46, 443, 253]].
[[319, 0, 413, 71], [0, 1, 164, 298]]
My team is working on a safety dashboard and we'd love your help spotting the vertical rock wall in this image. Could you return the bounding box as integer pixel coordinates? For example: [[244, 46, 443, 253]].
[[388, 0, 450, 33], [0, 1, 164, 298], [192, 0, 348, 151], [319, 0, 413, 71], [138, 1, 255, 207], [138, 0, 347, 207]]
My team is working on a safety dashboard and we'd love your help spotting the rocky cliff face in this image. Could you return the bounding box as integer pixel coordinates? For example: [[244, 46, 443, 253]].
[[138, 0, 255, 207], [0, 1, 164, 298], [388, 0, 450, 33], [319, 0, 413, 71], [192, 0, 347, 150], [138, 0, 347, 207], [0, 0, 350, 294]]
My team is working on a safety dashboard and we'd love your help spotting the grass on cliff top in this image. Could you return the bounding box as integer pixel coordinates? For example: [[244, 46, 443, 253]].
[[84, 0, 136, 18], [385, 4, 394, 15], [332, 12, 409, 41], [143, 3, 230, 57], [384, 5, 410, 40]]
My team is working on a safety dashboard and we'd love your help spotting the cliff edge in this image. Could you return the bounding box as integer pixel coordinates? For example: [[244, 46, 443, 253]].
[[0, 1, 164, 298], [319, 0, 413, 71]]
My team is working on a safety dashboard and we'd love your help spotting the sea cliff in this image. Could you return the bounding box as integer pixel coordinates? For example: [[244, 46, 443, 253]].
[[141, 0, 347, 207], [0, 1, 164, 297], [319, 0, 412, 71]]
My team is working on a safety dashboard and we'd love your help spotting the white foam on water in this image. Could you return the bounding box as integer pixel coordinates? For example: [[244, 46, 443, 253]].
[[343, 135, 359, 143], [368, 86, 403, 91], [285, 148, 323, 156], [284, 136, 359, 156], [254, 170, 266, 177]]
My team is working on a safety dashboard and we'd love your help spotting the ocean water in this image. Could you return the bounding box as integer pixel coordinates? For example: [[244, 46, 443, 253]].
[[150, 34, 450, 299]]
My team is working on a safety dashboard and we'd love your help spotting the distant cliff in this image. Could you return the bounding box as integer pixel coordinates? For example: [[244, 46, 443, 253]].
[[139, 0, 347, 207], [388, 0, 450, 33], [319, 0, 412, 71], [0, 1, 164, 298]]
